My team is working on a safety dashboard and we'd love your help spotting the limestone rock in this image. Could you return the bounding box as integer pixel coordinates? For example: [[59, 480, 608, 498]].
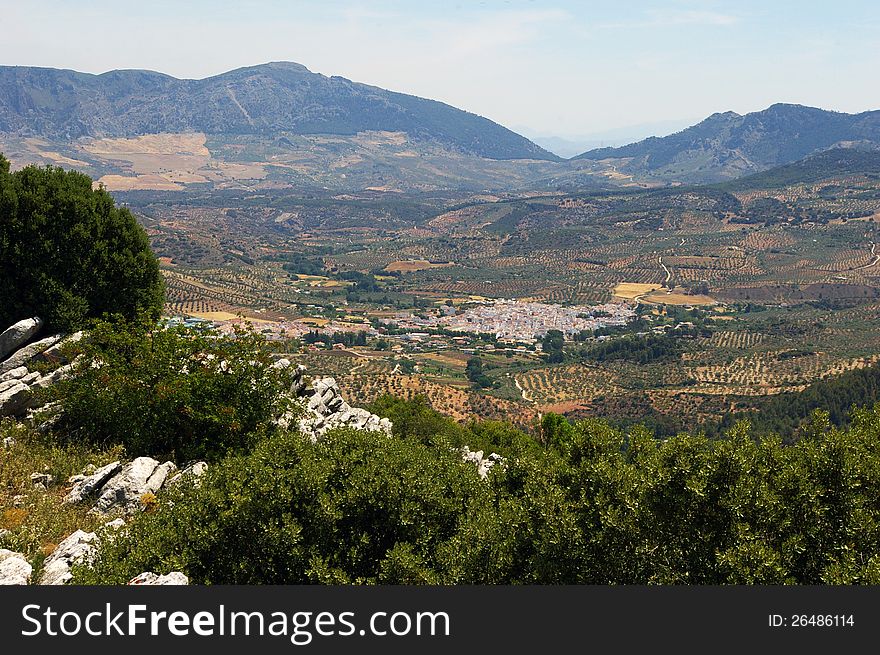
[[0, 381, 32, 417], [128, 571, 189, 586], [0, 318, 43, 361], [30, 472, 54, 488], [461, 446, 504, 480], [103, 518, 127, 532], [30, 359, 79, 392], [0, 366, 29, 383], [92, 457, 177, 515], [64, 461, 122, 505], [39, 530, 97, 585], [0, 335, 63, 375], [38, 331, 84, 364], [166, 461, 208, 487], [0, 549, 32, 585], [295, 376, 393, 442]]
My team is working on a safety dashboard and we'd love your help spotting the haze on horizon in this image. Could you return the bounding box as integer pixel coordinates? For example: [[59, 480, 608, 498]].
[[2, 0, 878, 150]]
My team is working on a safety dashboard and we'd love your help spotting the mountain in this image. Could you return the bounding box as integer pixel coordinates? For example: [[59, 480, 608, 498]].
[[0, 62, 557, 161], [573, 104, 880, 183]]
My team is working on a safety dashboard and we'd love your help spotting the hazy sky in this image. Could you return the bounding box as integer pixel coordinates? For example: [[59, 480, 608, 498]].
[[2, 0, 878, 139]]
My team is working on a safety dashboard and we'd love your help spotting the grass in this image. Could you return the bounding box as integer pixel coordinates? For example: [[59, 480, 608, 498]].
[[0, 419, 123, 577]]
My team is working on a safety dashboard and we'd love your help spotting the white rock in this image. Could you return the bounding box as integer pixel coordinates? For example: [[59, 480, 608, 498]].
[[0, 366, 29, 383], [39, 530, 97, 585], [64, 461, 122, 505], [39, 331, 84, 363], [32, 359, 79, 389], [0, 318, 43, 361], [30, 472, 54, 487], [128, 571, 189, 585], [0, 381, 32, 416], [92, 457, 177, 515], [103, 518, 127, 531], [2, 436, 14, 448], [0, 335, 63, 375], [166, 461, 208, 487], [0, 549, 32, 585], [460, 446, 504, 480], [0, 378, 25, 395]]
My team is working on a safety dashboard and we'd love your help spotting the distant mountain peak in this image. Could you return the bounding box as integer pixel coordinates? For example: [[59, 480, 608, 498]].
[[574, 103, 880, 182], [0, 63, 557, 161]]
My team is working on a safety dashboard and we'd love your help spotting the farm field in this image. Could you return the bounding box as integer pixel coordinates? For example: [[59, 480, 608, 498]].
[[114, 162, 880, 434]]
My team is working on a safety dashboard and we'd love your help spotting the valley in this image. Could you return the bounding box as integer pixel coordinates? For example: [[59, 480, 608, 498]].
[[113, 148, 880, 435]]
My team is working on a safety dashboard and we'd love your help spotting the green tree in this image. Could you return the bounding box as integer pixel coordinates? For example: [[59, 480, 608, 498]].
[[465, 356, 492, 388], [55, 320, 295, 463], [0, 155, 164, 332], [539, 329, 565, 363]]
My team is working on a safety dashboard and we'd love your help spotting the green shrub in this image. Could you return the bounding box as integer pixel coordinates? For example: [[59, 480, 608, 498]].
[[74, 426, 491, 584], [54, 320, 296, 463], [75, 401, 880, 585], [0, 154, 164, 332]]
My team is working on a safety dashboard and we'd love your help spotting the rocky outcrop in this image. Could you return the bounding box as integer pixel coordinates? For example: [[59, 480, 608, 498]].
[[273, 358, 308, 395], [0, 335, 63, 375], [64, 461, 122, 505], [166, 461, 208, 487], [128, 571, 189, 585], [461, 446, 504, 480], [39, 530, 97, 585], [37, 519, 128, 586], [92, 457, 177, 515], [0, 317, 43, 361], [295, 376, 392, 442], [273, 367, 393, 443], [0, 366, 29, 383], [0, 381, 32, 416], [0, 549, 32, 585], [0, 319, 83, 418], [39, 331, 84, 364]]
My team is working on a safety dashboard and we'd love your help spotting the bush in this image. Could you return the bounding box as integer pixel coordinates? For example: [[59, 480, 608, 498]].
[[74, 427, 491, 584], [54, 320, 296, 463], [75, 400, 880, 585], [0, 154, 164, 332]]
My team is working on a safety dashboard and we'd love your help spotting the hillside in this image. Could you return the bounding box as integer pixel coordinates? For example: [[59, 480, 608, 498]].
[[0, 62, 557, 161], [574, 104, 880, 183], [717, 146, 880, 192]]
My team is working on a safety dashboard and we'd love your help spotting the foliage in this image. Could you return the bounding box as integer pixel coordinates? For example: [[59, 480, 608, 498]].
[[0, 155, 164, 332], [0, 420, 121, 567], [713, 361, 880, 441], [54, 320, 296, 463], [75, 398, 880, 585], [539, 329, 565, 363], [465, 357, 492, 388], [74, 427, 492, 584], [576, 333, 683, 365]]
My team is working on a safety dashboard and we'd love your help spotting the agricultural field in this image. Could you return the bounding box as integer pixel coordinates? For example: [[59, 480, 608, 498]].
[[114, 164, 880, 433]]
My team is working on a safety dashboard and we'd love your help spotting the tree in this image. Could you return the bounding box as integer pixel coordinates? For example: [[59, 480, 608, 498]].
[[0, 155, 164, 332], [55, 320, 295, 463], [540, 329, 565, 363], [465, 356, 492, 388]]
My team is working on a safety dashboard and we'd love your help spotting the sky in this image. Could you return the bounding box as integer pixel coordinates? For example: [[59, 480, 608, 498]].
[[2, 0, 879, 143]]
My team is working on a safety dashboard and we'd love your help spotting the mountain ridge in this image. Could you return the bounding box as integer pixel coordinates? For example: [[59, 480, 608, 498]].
[[0, 62, 558, 161], [573, 103, 880, 182]]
